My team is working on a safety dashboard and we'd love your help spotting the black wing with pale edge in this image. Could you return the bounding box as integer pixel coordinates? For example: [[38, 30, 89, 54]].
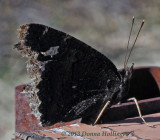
[[17, 24, 122, 126]]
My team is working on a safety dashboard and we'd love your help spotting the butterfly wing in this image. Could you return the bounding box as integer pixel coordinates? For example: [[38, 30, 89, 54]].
[[15, 24, 122, 126]]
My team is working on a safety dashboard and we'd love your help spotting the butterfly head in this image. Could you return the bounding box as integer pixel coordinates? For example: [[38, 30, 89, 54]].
[[114, 63, 134, 102]]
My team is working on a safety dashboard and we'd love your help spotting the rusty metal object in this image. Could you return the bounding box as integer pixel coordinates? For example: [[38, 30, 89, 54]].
[[14, 113, 160, 140], [15, 85, 42, 132], [15, 66, 160, 133]]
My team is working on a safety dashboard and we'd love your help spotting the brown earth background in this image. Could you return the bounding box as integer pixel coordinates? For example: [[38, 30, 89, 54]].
[[0, 0, 160, 139]]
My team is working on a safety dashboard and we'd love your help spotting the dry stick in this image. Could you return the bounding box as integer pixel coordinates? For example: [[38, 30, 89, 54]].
[[94, 101, 110, 125], [124, 16, 135, 70], [127, 97, 155, 128], [125, 20, 145, 66]]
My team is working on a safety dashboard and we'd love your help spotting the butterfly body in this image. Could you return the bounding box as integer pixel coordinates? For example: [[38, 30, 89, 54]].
[[15, 24, 133, 126]]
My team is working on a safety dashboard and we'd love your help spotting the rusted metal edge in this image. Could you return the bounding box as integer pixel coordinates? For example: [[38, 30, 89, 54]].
[[99, 97, 160, 123]]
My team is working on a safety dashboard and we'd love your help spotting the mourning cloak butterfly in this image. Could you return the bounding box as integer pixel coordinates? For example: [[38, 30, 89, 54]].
[[14, 17, 144, 126]]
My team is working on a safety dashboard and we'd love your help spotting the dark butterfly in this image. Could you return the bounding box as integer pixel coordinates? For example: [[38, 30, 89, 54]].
[[14, 17, 144, 126]]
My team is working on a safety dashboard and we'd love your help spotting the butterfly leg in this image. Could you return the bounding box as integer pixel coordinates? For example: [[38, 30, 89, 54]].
[[93, 100, 111, 125], [127, 97, 155, 128]]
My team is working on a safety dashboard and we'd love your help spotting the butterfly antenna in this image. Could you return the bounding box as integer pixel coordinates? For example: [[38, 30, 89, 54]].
[[124, 16, 135, 70], [125, 19, 145, 66]]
